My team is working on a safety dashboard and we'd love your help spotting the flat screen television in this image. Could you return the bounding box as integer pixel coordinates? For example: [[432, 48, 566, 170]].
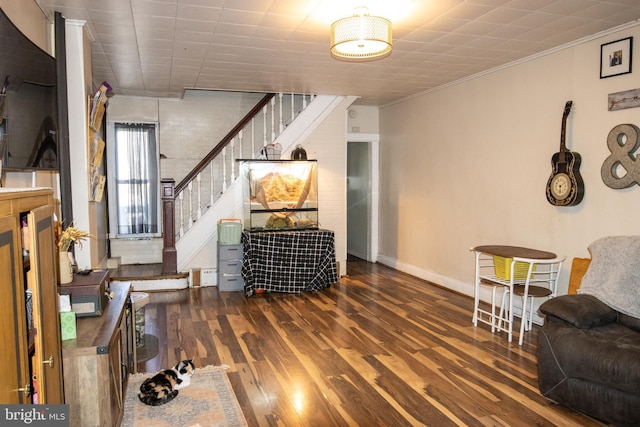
[[0, 7, 58, 171]]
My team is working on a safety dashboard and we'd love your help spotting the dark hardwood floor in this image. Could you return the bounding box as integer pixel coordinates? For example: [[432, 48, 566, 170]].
[[134, 259, 605, 426]]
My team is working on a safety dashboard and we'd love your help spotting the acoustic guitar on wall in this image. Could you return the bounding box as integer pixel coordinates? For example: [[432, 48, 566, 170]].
[[546, 100, 584, 206]]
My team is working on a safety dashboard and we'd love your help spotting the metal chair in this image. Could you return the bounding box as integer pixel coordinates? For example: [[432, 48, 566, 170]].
[[500, 256, 565, 345], [472, 251, 505, 335]]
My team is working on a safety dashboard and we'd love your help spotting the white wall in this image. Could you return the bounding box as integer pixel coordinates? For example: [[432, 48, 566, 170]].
[[347, 105, 379, 134], [0, 0, 50, 53], [378, 23, 640, 298]]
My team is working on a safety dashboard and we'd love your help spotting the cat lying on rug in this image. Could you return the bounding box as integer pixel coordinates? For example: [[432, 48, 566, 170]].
[[138, 359, 195, 406]]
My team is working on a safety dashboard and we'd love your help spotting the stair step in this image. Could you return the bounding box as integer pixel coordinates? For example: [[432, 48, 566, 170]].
[[110, 263, 189, 291], [112, 277, 189, 292]]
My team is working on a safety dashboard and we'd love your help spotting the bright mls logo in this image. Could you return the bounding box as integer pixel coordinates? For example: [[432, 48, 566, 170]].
[[1, 405, 69, 426]]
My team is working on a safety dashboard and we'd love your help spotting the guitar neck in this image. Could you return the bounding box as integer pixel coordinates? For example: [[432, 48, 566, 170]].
[[559, 123, 567, 154], [558, 101, 572, 157]]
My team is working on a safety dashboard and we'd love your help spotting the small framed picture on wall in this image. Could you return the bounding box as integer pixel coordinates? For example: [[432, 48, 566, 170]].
[[600, 37, 633, 78]]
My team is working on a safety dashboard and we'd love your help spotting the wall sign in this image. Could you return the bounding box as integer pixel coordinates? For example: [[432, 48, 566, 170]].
[[601, 123, 640, 189], [608, 88, 640, 111]]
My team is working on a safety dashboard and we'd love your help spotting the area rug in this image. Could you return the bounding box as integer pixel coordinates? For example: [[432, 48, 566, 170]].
[[122, 364, 247, 427]]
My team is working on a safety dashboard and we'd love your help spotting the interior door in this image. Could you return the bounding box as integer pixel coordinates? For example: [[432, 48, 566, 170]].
[[0, 215, 30, 403], [347, 141, 370, 260], [28, 205, 64, 403]]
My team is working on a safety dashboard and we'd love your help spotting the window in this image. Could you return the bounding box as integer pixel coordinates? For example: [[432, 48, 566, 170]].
[[108, 123, 160, 236]]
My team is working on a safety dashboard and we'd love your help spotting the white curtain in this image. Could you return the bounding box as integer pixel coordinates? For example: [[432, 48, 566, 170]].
[[114, 123, 158, 235]]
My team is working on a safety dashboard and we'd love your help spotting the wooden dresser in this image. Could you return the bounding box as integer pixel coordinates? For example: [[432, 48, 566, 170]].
[[62, 281, 135, 427]]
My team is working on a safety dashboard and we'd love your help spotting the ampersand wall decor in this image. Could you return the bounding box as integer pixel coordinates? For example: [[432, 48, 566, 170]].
[[601, 123, 640, 189]]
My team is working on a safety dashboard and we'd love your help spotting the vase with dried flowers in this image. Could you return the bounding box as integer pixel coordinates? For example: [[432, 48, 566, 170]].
[[57, 223, 91, 284]]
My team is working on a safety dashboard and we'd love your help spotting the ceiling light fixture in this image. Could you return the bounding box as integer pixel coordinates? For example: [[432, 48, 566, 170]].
[[330, 7, 392, 62]]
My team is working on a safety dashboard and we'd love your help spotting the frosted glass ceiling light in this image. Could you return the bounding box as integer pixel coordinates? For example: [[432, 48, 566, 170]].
[[330, 7, 392, 62]]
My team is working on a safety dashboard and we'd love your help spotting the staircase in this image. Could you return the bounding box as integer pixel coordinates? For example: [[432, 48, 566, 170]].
[[161, 93, 347, 277]]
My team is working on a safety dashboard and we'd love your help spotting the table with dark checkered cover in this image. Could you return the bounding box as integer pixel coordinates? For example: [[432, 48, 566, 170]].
[[241, 229, 338, 297]]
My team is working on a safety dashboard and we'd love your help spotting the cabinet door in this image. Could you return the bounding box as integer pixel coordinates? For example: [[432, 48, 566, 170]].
[[109, 328, 124, 426], [122, 299, 135, 376], [28, 205, 64, 403], [0, 215, 31, 403]]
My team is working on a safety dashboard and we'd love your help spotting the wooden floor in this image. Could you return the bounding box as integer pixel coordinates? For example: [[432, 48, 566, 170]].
[[135, 259, 605, 427]]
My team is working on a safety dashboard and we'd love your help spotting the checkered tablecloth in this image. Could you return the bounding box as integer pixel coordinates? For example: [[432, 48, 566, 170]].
[[241, 229, 338, 297]]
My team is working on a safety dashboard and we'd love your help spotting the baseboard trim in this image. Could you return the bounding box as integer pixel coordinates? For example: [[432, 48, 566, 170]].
[[375, 254, 537, 324], [376, 254, 474, 298]]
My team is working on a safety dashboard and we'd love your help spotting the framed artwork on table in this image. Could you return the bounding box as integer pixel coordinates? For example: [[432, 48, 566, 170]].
[[600, 37, 633, 78]]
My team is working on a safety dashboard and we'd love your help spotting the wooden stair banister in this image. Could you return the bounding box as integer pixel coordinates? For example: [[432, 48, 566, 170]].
[[174, 93, 275, 194], [161, 178, 177, 274]]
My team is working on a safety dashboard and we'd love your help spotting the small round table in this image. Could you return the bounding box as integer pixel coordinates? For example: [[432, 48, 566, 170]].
[[472, 245, 563, 345]]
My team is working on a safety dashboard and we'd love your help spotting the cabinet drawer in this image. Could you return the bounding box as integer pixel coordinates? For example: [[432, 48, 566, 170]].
[[218, 260, 242, 274], [218, 243, 243, 260], [218, 274, 244, 292]]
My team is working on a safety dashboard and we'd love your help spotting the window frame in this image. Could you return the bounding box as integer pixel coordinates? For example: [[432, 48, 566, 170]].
[[106, 121, 162, 239]]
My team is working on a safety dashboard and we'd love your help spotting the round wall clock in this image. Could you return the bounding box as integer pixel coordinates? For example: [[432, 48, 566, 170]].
[[550, 173, 571, 200]]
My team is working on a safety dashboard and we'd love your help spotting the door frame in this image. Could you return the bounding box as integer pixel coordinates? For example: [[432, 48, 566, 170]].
[[347, 133, 379, 262]]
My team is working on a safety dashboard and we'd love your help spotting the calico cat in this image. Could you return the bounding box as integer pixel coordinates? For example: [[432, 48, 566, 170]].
[[138, 359, 195, 406]]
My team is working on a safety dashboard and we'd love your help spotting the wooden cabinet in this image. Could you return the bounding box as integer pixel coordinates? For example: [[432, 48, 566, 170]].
[[62, 281, 134, 427], [0, 188, 64, 404]]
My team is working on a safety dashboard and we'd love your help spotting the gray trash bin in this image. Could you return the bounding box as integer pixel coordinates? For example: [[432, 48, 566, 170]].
[[131, 292, 149, 347]]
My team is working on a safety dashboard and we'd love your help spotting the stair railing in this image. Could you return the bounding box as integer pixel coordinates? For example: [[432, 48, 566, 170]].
[[161, 92, 315, 273]]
